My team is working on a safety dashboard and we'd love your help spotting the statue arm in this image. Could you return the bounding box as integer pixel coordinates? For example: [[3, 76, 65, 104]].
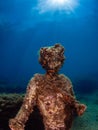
[[65, 76, 75, 96], [9, 77, 38, 130], [60, 75, 87, 116], [60, 74, 75, 96]]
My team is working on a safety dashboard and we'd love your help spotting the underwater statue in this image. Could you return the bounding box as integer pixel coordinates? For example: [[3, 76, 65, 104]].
[[9, 44, 86, 130]]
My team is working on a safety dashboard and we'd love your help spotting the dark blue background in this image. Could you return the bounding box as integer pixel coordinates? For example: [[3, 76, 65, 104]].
[[0, 0, 98, 93]]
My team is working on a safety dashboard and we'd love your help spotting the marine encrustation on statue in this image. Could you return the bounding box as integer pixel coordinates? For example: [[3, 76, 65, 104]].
[[9, 44, 87, 130]]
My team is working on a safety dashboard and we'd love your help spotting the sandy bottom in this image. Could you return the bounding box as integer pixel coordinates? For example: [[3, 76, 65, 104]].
[[0, 90, 98, 130], [72, 91, 98, 130]]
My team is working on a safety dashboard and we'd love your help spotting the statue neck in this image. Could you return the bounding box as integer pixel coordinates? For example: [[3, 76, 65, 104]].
[[45, 70, 58, 79]]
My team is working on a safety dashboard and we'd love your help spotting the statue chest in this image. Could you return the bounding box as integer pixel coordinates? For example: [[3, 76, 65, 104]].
[[37, 86, 65, 117]]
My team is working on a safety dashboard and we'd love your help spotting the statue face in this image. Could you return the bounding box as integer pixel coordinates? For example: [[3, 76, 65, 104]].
[[39, 44, 65, 72]]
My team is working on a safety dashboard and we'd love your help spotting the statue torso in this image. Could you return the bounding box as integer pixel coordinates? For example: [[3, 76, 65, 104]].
[[29, 74, 75, 129], [35, 74, 66, 128]]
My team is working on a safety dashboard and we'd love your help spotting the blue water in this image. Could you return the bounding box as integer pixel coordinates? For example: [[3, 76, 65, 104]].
[[0, 0, 98, 93]]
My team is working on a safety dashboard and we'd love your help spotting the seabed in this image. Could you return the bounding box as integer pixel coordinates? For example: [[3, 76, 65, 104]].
[[0, 90, 98, 130], [72, 91, 98, 130]]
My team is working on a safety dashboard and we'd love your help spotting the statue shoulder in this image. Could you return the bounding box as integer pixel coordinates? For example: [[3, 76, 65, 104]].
[[27, 74, 43, 84], [34, 73, 44, 80], [59, 74, 75, 96], [32, 73, 45, 86], [59, 74, 72, 85], [27, 74, 44, 91]]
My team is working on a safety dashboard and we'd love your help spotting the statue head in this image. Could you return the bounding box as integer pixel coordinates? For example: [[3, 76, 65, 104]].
[[39, 44, 65, 73]]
